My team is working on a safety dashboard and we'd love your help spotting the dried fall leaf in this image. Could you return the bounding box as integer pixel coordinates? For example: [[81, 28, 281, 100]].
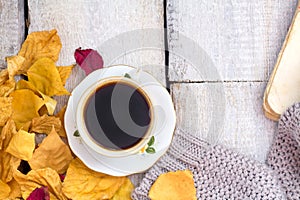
[[0, 150, 20, 183], [38, 105, 49, 116], [0, 97, 12, 126], [0, 79, 15, 97], [5, 129, 35, 161], [62, 158, 126, 200], [18, 29, 62, 72], [149, 170, 197, 200], [40, 92, 57, 115], [10, 89, 44, 129], [55, 106, 66, 137], [57, 65, 75, 86], [16, 80, 57, 115], [6, 55, 25, 79], [0, 69, 11, 97], [27, 57, 69, 96], [0, 119, 17, 150], [28, 127, 73, 174], [0, 69, 8, 85], [7, 178, 22, 199], [0, 180, 11, 199], [19, 121, 32, 132], [0, 119, 20, 183], [31, 115, 61, 135], [13, 167, 66, 200], [111, 178, 134, 200], [15, 79, 36, 91], [74, 48, 103, 75]]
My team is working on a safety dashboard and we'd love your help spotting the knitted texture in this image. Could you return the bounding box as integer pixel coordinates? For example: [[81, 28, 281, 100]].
[[132, 129, 285, 199], [267, 102, 300, 199]]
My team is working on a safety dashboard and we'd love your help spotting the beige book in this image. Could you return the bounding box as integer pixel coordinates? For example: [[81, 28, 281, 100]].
[[264, 2, 300, 121]]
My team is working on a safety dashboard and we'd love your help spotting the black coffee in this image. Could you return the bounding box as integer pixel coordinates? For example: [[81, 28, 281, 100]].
[[84, 81, 151, 150]]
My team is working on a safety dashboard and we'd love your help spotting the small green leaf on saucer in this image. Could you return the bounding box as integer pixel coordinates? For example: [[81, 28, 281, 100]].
[[147, 136, 155, 146], [73, 130, 80, 137], [124, 73, 131, 78], [146, 147, 156, 154]]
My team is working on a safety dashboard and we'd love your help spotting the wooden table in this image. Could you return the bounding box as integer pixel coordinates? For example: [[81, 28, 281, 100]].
[[0, 0, 298, 176]]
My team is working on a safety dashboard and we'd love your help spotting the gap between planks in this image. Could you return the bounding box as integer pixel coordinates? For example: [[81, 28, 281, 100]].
[[169, 80, 268, 84]]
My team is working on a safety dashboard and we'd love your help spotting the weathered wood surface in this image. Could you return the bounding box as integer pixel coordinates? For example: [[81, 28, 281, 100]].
[[167, 0, 298, 82], [168, 0, 298, 163], [171, 83, 276, 162], [0, 0, 24, 69]]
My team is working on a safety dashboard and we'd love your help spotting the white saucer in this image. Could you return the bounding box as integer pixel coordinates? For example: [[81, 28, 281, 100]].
[[65, 65, 176, 176]]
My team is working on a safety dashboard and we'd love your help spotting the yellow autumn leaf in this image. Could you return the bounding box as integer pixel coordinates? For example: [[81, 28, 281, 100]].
[[0, 119, 20, 183], [55, 105, 67, 137], [6, 55, 25, 79], [0, 97, 12, 126], [149, 170, 197, 200], [5, 129, 35, 161], [28, 128, 73, 174], [0, 119, 17, 150], [18, 121, 32, 132], [62, 158, 126, 200], [0, 68, 15, 97], [38, 105, 49, 116], [16, 80, 57, 115], [15, 79, 36, 91], [10, 89, 44, 129], [111, 178, 134, 200], [0, 79, 15, 97], [0, 180, 11, 199], [0, 151, 20, 184], [0, 69, 8, 85], [57, 65, 75, 86], [7, 178, 22, 199], [31, 114, 61, 135], [17, 29, 62, 72], [13, 167, 67, 200], [40, 93, 57, 115], [27, 57, 69, 96]]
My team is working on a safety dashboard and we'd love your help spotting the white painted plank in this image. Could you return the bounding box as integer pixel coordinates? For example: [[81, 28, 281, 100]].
[[171, 82, 276, 162], [167, 0, 298, 82], [0, 0, 24, 68]]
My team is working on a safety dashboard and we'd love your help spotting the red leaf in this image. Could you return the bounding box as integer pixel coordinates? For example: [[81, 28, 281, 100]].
[[74, 47, 104, 75], [27, 186, 50, 200]]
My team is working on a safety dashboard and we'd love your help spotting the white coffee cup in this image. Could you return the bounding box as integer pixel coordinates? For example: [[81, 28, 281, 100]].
[[75, 76, 154, 157]]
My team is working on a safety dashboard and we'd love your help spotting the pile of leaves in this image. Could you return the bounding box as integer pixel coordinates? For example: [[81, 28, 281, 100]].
[[0, 29, 133, 200]]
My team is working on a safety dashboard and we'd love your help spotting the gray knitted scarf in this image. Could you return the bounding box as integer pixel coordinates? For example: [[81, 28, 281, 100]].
[[132, 103, 300, 199]]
